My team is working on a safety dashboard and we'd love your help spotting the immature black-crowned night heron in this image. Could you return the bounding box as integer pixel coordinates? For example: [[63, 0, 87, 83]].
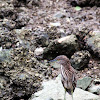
[[50, 55, 77, 100]]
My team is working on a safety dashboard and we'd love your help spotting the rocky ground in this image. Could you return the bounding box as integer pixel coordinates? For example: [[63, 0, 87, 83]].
[[0, 0, 100, 100], [31, 75, 100, 100]]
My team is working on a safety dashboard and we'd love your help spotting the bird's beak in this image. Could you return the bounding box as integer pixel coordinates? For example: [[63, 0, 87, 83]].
[[48, 59, 57, 63]]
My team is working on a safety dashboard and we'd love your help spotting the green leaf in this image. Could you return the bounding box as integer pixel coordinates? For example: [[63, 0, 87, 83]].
[[75, 6, 81, 11]]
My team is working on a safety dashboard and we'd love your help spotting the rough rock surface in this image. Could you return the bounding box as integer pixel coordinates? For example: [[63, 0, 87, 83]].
[[0, 0, 100, 99], [43, 34, 79, 59], [77, 77, 93, 90], [30, 75, 100, 100], [85, 31, 100, 58], [0, 49, 11, 63], [13, 0, 40, 7], [0, 47, 52, 100], [70, 50, 91, 70]]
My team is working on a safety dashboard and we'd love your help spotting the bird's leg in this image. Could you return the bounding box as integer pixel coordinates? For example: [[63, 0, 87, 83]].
[[71, 90, 73, 100], [64, 88, 66, 100]]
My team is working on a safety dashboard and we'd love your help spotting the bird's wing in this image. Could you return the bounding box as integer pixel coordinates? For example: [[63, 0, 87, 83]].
[[60, 65, 68, 81], [61, 65, 76, 89]]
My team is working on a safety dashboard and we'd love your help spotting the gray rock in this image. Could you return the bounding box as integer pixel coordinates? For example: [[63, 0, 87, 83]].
[[1, 47, 51, 99], [2, 18, 16, 30], [35, 33, 49, 46], [9, 70, 42, 98], [77, 77, 93, 90], [30, 75, 100, 100], [53, 11, 66, 18], [13, 0, 40, 7], [15, 12, 30, 29], [85, 31, 100, 58], [27, 0, 40, 7], [0, 7, 15, 19], [0, 48, 11, 62], [70, 50, 91, 70], [0, 27, 17, 49], [43, 34, 79, 59], [0, 76, 9, 99], [0, 76, 7, 89], [14, 28, 35, 49]]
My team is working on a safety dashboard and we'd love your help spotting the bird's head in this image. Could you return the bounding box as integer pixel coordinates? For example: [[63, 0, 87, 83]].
[[49, 55, 70, 66]]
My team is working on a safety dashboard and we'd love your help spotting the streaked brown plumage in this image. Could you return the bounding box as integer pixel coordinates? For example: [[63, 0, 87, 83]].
[[52, 55, 77, 100]]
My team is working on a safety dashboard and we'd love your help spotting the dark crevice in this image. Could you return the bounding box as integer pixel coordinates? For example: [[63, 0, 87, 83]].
[[13, 94, 31, 100], [70, 0, 100, 7]]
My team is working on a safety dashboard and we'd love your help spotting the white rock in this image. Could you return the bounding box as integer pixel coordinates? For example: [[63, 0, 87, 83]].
[[58, 34, 76, 43], [34, 47, 44, 56], [0, 47, 2, 51], [30, 75, 100, 100], [88, 85, 100, 94], [49, 22, 61, 27]]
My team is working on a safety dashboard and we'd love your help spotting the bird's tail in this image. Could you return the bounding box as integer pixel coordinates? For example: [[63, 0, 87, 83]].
[[66, 88, 72, 95], [66, 89, 74, 100]]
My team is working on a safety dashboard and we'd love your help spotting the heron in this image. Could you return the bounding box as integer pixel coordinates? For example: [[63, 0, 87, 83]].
[[50, 55, 77, 100]]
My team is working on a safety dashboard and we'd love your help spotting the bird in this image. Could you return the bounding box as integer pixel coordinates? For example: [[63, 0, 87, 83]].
[[50, 55, 77, 100]]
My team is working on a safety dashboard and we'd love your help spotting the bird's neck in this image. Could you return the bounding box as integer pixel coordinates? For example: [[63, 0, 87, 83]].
[[60, 62, 71, 70]]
